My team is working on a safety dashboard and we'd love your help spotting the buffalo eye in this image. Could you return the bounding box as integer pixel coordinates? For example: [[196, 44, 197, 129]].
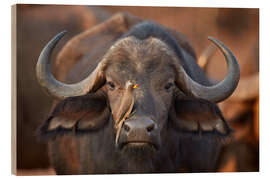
[[107, 81, 115, 90], [164, 82, 174, 91]]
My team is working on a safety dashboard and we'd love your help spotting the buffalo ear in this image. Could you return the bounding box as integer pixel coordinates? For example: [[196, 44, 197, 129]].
[[40, 92, 110, 137], [170, 98, 231, 136]]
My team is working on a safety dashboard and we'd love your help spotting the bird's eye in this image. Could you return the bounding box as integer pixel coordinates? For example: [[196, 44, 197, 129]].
[[107, 82, 115, 90], [164, 82, 174, 91]]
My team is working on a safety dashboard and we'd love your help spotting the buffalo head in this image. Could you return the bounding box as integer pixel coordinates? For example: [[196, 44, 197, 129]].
[[36, 18, 239, 173]]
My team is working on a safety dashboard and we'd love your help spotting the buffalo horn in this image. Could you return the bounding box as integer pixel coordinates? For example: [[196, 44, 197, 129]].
[[36, 31, 106, 99], [176, 37, 240, 103]]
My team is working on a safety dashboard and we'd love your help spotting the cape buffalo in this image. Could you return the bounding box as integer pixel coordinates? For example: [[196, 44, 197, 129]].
[[36, 13, 240, 174]]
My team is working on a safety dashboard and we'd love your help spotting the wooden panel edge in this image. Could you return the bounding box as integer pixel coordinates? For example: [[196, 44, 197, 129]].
[[11, 4, 17, 176]]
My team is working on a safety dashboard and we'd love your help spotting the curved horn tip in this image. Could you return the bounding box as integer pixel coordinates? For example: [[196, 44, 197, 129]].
[[208, 36, 224, 45], [207, 36, 240, 71], [207, 36, 236, 55], [208, 36, 217, 41], [42, 30, 68, 50], [60, 30, 68, 35], [208, 36, 215, 41], [54, 30, 68, 40], [62, 30, 68, 33]]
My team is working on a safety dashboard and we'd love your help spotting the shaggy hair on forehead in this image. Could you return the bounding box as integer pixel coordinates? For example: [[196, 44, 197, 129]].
[[121, 21, 185, 61]]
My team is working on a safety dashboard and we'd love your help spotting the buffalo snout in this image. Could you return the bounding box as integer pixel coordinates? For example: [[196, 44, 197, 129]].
[[123, 117, 155, 134], [118, 117, 160, 150]]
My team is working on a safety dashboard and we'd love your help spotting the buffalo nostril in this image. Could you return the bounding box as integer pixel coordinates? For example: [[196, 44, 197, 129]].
[[146, 123, 155, 132], [123, 123, 130, 132]]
